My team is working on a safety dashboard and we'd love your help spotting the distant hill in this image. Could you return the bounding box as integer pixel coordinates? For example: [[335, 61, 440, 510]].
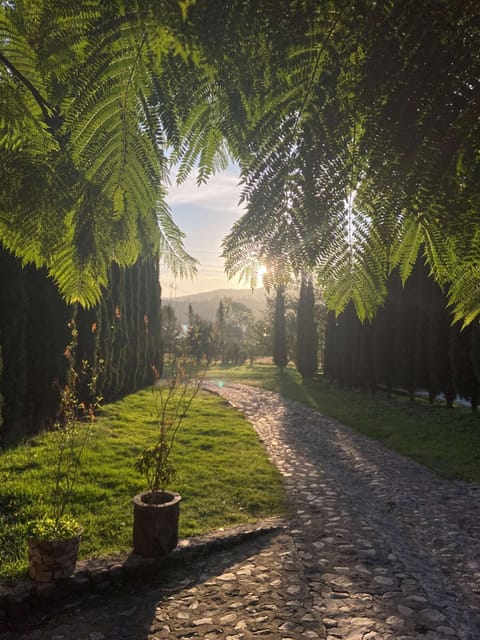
[[163, 288, 268, 323]]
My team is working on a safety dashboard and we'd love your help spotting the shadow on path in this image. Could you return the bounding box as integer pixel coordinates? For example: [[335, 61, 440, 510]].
[[212, 382, 480, 640]]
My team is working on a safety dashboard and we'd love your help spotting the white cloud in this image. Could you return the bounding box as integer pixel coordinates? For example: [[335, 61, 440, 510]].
[[167, 167, 246, 216], [161, 165, 248, 294]]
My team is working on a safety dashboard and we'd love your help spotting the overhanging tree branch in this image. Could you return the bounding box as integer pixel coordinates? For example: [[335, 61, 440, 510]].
[[0, 51, 52, 124]]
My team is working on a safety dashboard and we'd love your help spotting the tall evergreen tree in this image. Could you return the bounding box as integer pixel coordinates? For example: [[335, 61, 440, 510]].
[[273, 286, 288, 372], [395, 294, 414, 400], [216, 300, 226, 364], [427, 283, 455, 408], [373, 271, 402, 395], [356, 321, 376, 392], [336, 303, 358, 388], [161, 305, 180, 357], [24, 265, 71, 426], [296, 276, 317, 379], [188, 303, 196, 327], [323, 312, 337, 382], [0, 344, 3, 449], [471, 323, 480, 392], [450, 323, 479, 412], [0, 247, 28, 433], [411, 262, 433, 399]]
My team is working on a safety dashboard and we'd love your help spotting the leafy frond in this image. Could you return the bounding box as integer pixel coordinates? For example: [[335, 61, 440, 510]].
[[448, 226, 480, 327], [449, 263, 480, 327], [47, 243, 108, 308], [317, 200, 388, 321], [1, 0, 479, 320], [156, 198, 198, 280], [0, 6, 56, 154], [66, 18, 165, 212], [389, 214, 424, 283]]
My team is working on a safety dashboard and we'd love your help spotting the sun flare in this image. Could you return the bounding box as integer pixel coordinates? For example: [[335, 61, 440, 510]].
[[257, 265, 268, 281]]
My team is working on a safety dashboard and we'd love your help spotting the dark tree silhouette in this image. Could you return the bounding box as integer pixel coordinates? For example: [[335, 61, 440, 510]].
[[296, 276, 317, 379], [273, 286, 288, 372]]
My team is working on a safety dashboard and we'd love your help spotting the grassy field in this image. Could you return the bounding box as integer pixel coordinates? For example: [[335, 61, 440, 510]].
[[0, 388, 287, 579], [2, 362, 478, 579], [207, 363, 480, 483]]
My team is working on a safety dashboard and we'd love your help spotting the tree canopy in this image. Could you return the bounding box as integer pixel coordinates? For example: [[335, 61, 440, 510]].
[[1, 1, 479, 322]]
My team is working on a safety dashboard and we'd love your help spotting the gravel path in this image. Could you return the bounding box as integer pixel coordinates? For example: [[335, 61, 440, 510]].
[[204, 382, 480, 640], [7, 382, 480, 640]]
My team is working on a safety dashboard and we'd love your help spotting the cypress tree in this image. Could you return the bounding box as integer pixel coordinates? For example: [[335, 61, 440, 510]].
[[145, 257, 162, 379], [333, 308, 347, 386], [161, 305, 180, 357], [323, 311, 337, 381], [131, 261, 143, 389], [75, 286, 104, 409], [356, 320, 376, 392], [471, 322, 480, 401], [373, 271, 402, 394], [97, 290, 113, 397], [0, 247, 28, 437], [0, 344, 3, 449], [450, 323, 479, 412], [427, 282, 455, 408], [24, 265, 71, 428], [296, 276, 317, 379], [336, 302, 357, 387], [395, 265, 421, 400], [79, 257, 162, 403], [111, 263, 124, 397], [216, 300, 226, 364], [188, 303, 195, 327], [315, 299, 328, 374], [412, 262, 432, 398], [0, 247, 163, 440], [138, 259, 151, 385], [123, 265, 136, 393], [273, 285, 288, 372]]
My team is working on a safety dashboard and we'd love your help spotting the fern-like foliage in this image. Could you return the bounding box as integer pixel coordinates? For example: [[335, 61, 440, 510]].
[[1, 0, 479, 321], [221, 0, 480, 324], [0, 1, 198, 305]]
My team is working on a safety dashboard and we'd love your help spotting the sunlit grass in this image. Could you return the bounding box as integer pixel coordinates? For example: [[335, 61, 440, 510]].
[[0, 388, 287, 579], [208, 363, 480, 483]]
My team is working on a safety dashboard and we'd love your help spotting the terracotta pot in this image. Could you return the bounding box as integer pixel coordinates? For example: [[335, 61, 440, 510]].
[[27, 529, 82, 582], [132, 490, 181, 557]]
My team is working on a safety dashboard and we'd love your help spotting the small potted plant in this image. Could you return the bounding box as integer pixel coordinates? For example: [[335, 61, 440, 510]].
[[132, 350, 208, 557], [27, 327, 100, 582]]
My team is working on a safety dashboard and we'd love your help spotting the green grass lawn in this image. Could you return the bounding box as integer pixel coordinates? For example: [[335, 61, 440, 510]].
[[0, 388, 287, 579], [207, 363, 480, 483], [3, 362, 478, 579]]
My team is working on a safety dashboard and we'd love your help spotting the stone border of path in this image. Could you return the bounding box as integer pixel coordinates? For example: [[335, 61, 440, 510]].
[[0, 517, 287, 627]]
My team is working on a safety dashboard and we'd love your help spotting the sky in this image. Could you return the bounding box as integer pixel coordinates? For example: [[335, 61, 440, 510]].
[[161, 165, 250, 298]]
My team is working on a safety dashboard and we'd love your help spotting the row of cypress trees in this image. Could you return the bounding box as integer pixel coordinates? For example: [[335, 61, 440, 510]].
[[272, 277, 320, 379], [0, 246, 162, 446], [324, 261, 480, 410]]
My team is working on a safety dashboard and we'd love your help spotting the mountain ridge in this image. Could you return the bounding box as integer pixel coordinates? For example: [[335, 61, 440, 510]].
[[163, 288, 267, 323]]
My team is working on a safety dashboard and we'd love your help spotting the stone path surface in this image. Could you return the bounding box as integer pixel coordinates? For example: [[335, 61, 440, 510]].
[[205, 383, 480, 640], [5, 382, 480, 640]]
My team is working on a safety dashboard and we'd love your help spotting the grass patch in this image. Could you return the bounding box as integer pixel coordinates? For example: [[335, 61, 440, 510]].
[[0, 388, 287, 579], [207, 363, 480, 483]]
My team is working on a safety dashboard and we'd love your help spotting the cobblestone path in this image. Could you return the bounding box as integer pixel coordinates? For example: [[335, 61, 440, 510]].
[[7, 382, 480, 640], [204, 382, 480, 640]]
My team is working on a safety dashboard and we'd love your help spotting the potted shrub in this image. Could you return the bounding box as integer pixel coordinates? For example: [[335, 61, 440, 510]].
[[132, 351, 208, 557], [27, 330, 99, 582]]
